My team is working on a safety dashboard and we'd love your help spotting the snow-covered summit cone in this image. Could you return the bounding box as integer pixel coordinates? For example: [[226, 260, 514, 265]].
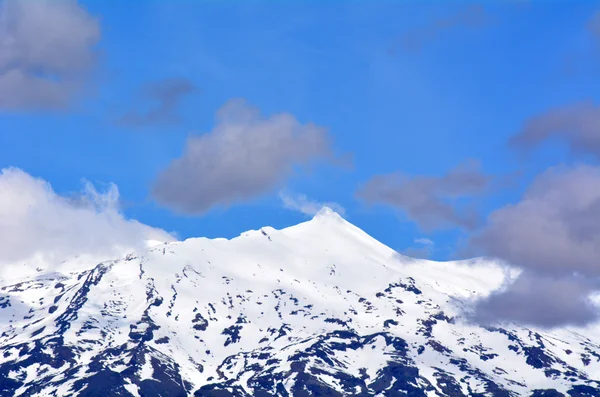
[[312, 205, 344, 219], [0, 213, 599, 396]]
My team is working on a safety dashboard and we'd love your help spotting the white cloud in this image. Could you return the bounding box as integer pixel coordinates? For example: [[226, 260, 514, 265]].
[[0, 168, 174, 275], [414, 237, 434, 246], [279, 190, 345, 217]]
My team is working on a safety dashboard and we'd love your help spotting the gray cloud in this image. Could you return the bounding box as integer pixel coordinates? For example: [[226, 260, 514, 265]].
[[510, 101, 600, 158], [0, 0, 100, 110], [472, 272, 599, 328], [465, 164, 600, 327], [356, 160, 491, 231], [394, 5, 491, 53], [152, 98, 332, 214], [118, 78, 197, 127], [468, 164, 600, 278]]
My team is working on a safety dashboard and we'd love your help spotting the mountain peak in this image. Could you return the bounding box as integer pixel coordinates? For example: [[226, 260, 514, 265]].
[[312, 205, 344, 220], [3, 205, 598, 396]]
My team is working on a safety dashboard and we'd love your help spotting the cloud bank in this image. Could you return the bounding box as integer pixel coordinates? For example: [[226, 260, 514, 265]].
[[469, 164, 600, 277], [0, 0, 100, 110], [473, 272, 599, 328], [0, 168, 173, 272], [468, 164, 600, 327], [153, 98, 333, 215]]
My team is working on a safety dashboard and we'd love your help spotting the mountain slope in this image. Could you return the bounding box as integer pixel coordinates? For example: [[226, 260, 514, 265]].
[[0, 208, 599, 396]]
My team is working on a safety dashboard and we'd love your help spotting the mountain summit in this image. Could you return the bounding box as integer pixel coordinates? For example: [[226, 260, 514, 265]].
[[313, 205, 343, 219], [0, 214, 599, 396]]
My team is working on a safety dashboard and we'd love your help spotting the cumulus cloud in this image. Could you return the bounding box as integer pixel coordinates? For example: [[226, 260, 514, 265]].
[[468, 164, 600, 277], [510, 101, 600, 158], [118, 78, 197, 127], [465, 164, 600, 327], [472, 272, 599, 328], [0, 168, 174, 270], [279, 191, 345, 217], [356, 160, 491, 231], [394, 4, 491, 53], [152, 98, 333, 214], [0, 0, 100, 110]]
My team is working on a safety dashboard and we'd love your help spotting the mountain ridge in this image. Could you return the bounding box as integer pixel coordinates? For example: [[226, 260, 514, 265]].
[[0, 207, 599, 396]]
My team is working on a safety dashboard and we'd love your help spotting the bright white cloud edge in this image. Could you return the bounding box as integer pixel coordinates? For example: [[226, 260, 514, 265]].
[[0, 167, 175, 280]]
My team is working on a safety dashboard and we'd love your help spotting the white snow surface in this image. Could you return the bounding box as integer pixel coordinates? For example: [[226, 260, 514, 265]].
[[0, 207, 599, 396]]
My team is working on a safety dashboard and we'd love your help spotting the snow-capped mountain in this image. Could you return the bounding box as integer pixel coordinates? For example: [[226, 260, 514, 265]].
[[1, 208, 599, 396]]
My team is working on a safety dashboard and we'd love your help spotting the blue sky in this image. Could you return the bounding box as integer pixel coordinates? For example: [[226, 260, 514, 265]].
[[2, 0, 600, 263]]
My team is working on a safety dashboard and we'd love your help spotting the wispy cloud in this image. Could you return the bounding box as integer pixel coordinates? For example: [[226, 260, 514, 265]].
[[279, 191, 345, 217], [414, 237, 434, 246], [118, 77, 198, 127], [357, 160, 491, 232], [510, 101, 600, 158], [401, 237, 435, 259], [588, 9, 600, 39], [392, 5, 491, 53]]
